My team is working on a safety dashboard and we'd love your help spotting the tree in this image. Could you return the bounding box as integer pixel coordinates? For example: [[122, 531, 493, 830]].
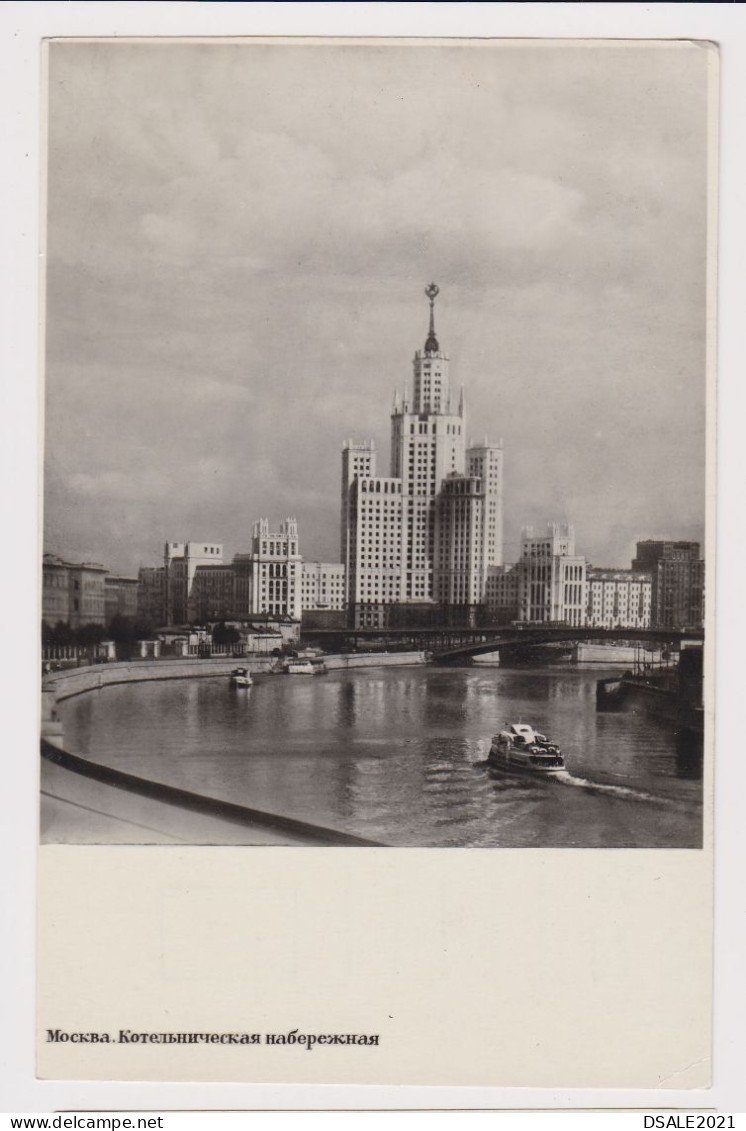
[[50, 621, 75, 646], [212, 621, 240, 645], [77, 623, 108, 647]]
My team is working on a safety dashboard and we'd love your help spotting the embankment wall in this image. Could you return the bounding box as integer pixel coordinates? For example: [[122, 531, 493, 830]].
[[43, 650, 427, 705]]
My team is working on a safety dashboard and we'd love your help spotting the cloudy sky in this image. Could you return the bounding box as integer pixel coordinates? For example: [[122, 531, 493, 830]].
[[43, 39, 711, 575]]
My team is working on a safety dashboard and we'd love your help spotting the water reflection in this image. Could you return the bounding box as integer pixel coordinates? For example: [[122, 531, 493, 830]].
[[58, 666, 704, 849]]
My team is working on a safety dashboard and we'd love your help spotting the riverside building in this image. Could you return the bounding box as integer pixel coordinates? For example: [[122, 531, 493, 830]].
[[301, 562, 346, 612], [231, 518, 302, 622], [341, 284, 504, 627], [42, 553, 108, 629], [138, 520, 302, 625], [518, 523, 587, 626], [586, 567, 652, 629], [631, 540, 705, 630], [162, 541, 224, 625]]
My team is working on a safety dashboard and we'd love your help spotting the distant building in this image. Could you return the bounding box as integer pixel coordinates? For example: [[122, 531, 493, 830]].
[[137, 565, 166, 625], [631, 541, 704, 629], [104, 575, 139, 623], [190, 564, 236, 623], [138, 523, 304, 626], [42, 553, 107, 629], [163, 541, 224, 624], [232, 517, 302, 621], [586, 568, 651, 629], [518, 524, 587, 626], [485, 563, 521, 622], [301, 562, 346, 611]]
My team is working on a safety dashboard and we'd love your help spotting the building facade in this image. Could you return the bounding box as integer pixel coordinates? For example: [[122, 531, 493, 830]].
[[435, 473, 485, 611], [104, 575, 139, 623], [631, 541, 704, 629], [163, 541, 224, 624], [586, 568, 652, 629], [42, 553, 108, 629], [518, 524, 587, 626], [340, 285, 504, 626], [301, 562, 346, 611], [138, 523, 303, 626], [233, 517, 302, 621], [484, 563, 521, 623], [346, 477, 404, 627], [137, 566, 166, 625]]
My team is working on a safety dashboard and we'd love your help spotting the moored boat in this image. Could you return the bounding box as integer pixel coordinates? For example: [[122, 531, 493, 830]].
[[284, 660, 327, 675], [488, 723, 565, 775], [230, 667, 253, 687]]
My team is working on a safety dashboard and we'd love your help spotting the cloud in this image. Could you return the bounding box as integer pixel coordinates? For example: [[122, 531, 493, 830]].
[[43, 41, 709, 575]]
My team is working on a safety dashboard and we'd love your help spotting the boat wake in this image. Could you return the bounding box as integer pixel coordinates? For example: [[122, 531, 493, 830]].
[[472, 759, 677, 806], [552, 770, 662, 804]]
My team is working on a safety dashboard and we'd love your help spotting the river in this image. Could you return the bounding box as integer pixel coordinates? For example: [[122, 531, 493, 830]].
[[57, 665, 703, 848]]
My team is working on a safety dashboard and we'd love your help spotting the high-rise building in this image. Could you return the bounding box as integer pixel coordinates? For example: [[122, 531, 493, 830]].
[[467, 441, 504, 575], [390, 283, 467, 603], [341, 440, 376, 573], [586, 568, 651, 629], [340, 285, 503, 626], [631, 541, 704, 629], [435, 473, 485, 611], [346, 476, 404, 627], [518, 523, 587, 626]]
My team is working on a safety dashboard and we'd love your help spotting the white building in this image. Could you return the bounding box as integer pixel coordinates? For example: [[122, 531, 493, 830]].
[[519, 523, 587, 627], [233, 517, 302, 621], [467, 441, 504, 576], [586, 568, 651, 629], [341, 439, 377, 575], [340, 285, 504, 625], [301, 562, 346, 611], [347, 476, 404, 627]]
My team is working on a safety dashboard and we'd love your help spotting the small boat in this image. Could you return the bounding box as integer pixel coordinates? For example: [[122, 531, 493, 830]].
[[488, 723, 565, 775], [230, 667, 253, 688], [284, 660, 327, 676]]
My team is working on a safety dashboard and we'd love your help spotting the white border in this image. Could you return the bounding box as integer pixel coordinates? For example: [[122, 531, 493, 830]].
[[2, 1, 744, 1114]]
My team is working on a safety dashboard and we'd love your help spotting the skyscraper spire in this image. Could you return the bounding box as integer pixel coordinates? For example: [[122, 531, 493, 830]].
[[424, 282, 440, 353]]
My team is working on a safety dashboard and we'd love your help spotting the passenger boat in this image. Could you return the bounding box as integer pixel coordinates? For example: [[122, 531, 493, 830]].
[[285, 660, 327, 676], [488, 723, 565, 775], [230, 667, 253, 688]]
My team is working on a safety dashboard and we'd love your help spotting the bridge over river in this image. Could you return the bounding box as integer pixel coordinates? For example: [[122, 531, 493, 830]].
[[300, 624, 703, 664]]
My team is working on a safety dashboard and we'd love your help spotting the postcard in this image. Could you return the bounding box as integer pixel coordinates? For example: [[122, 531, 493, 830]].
[[37, 36, 715, 1087]]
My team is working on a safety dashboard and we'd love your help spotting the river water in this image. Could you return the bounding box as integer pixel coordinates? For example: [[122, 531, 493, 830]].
[[58, 665, 703, 848]]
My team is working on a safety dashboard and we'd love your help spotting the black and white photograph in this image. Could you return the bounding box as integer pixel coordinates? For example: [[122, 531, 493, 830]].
[[40, 38, 712, 850]]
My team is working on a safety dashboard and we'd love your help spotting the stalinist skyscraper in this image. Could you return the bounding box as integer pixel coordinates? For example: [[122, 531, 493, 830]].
[[341, 285, 503, 628], [390, 283, 467, 603]]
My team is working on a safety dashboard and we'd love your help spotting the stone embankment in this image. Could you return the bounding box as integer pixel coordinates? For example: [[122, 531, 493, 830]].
[[43, 650, 427, 704], [39, 652, 424, 845]]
